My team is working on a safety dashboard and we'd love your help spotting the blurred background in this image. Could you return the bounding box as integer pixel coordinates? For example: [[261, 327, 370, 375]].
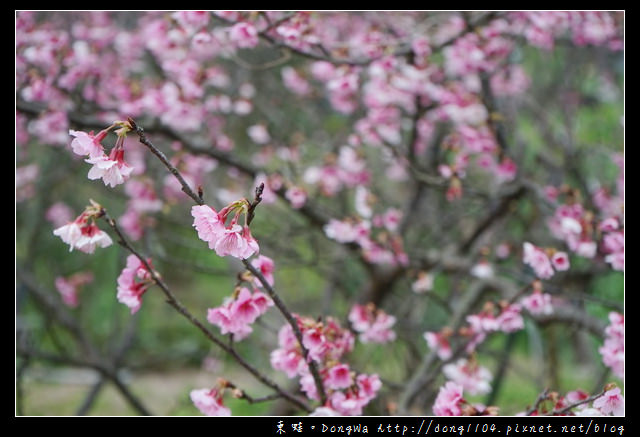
[[16, 11, 623, 416]]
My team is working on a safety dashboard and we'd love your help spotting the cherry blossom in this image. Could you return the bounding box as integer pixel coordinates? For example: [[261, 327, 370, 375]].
[[69, 129, 109, 158], [348, 303, 397, 344], [551, 251, 570, 271], [53, 203, 113, 253], [86, 148, 134, 188], [207, 287, 273, 341], [325, 363, 353, 390], [520, 291, 554, 316], [54, 272, 93, 308], [522, 242, 555, 279], [599, 312, 624, 379], [228, 22, 259, 49], [251, 255, 275, 287], [442, 358, 493, 395], [433, 381, 464, 416], [116, 254, 154, 314], [424, 330, 453, 360], [285, 185, 307, 209], [592, 387, 624, 416], [412, 271, 434, 294], [190, 387, 231, 416], [191, 199, 260, 259]]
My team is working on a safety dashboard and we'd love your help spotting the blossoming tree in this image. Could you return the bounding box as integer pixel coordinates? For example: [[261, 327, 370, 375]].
[[16, 11, 624, 416]]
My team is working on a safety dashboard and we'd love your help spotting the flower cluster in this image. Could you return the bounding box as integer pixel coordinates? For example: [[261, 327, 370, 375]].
[[520, 285, 554, 316], [207, 286, 273, 341], [432, 381, 498, 416], [53, 201, 113, 253], [522, 242, 570, 279], [54, 271, 94, 308], [463, 301, 524, 353], [69, 120, 134, 188], [250, 255, 275, 288], [323, 216, 408, 267], [348, 303, 396, 344], [191, 199, 259, 259], [599, 312, 624, 379], [116, 254, 155, 314], [547, 202, 597, 258], [424, 328, 453, 360], [442, 357, 493, 396], [600, 218, 624, 271], [190, 383, 231, 416], [270, 315, 381, 415]]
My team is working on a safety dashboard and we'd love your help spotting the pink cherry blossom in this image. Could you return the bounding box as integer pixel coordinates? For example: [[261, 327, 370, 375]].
[[592, 387, 624, 416], [551, 251, 570, 271], [207, 287, 272, 341], [86, 147, 134, 188], [443, 358, 493, 395], [69, 129, 108, 158], [45, 202, 74, 227], [433, 381, 464, 416], [348, 303, 396, 344], [53, 209, 113, 254], [116, 254, 153, 314], [520, 292, 553, 315], [228, 22, 259, 49], [270, 347, 304, 378], [323, 218, 369, 244], [53, 221, 83, 250], [495, 303, 524, 333], [325, 363, 353, 390], [171, 11, 209, 34], [191, 205, 225, 248], [251, 255, 275, 287], [424, 331, 453, 360], [356, 373, 382, 402], [54, 272, 93, 308], [190, 388, 231, 416], [599, 217, 619, 232], [309, 407, 340, 416], [523, 242, 554, 279], [214, 225, 253, 259], [191, 200, 259, 259], [75, 223, 114, 254], [599, 312, 624, 379], [281, 66, 311, 96], [285, 186, 307, 209], [247, 124, 270, 144]]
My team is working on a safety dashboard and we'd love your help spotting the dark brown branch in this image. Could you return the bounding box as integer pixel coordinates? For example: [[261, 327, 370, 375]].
[[458, 184, 527, 254], [550, 388, 606, 416], [242, 258, 327, 405], [128, 117, 204, 206], [525, 388, 550, 416]]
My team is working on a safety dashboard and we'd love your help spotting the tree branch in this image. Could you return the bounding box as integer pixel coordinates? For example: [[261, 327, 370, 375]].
[[101, 209, 312, 412], [242, 258, 327, 405]]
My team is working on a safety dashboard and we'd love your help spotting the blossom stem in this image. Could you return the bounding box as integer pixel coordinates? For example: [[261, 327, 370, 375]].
[[242, 258, 328, 405]]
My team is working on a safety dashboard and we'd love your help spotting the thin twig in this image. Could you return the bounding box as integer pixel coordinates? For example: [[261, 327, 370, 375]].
[[127, 117, 204, 206], [550, 389, 606, 416], [242, 258, 328, 405]]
